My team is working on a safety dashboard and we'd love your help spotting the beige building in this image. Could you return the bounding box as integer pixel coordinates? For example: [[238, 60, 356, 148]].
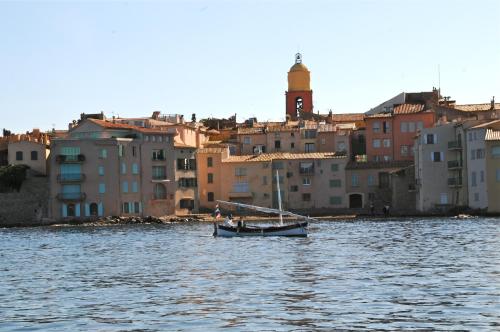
[[8, 140, 50, 175], [49, 119, 177, 219], [485, 128, 500, 213], [196, 147, 348, 213]]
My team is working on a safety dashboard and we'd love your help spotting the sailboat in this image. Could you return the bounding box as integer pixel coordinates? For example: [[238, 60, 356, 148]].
[[213, 171, 314, 237]]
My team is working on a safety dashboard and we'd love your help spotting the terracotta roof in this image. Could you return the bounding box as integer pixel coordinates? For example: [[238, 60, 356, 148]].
[[455, 103, 500, 112], [87, 118, 137, 129], [224, 151, 347, 163], [345, 160, 413, 170], [393, 103, 425, 114], [330, 113, 365, 122], [197, 147, 228, 154], [238, 127, 264, 134], [485, 129, 500, 141], [174, 142, 196, 148]]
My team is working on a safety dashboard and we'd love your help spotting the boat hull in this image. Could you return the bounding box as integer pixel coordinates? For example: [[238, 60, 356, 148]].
[[213, 222, 308, 237]]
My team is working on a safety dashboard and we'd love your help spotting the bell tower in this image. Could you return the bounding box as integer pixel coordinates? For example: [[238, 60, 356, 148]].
[[286, 53, 313, 120]]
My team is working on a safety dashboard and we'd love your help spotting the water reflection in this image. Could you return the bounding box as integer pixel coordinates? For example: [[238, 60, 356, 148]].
[[0, 219, 499, 330]]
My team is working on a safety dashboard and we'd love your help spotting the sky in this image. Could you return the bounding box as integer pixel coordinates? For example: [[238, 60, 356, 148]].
[[0, 0, 499, 134]]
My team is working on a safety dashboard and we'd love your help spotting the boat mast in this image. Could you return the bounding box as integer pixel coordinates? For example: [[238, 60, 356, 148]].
[[276, 169, 283, 226]]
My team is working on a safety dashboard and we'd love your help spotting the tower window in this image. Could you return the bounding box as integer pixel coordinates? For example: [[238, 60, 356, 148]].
[[295, 97, 303, 118]]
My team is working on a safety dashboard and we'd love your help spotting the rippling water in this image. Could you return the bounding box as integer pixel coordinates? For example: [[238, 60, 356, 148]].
[[0, 218, 499, 331]]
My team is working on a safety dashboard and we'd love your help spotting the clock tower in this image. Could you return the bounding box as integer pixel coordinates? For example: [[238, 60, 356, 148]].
[[286, 53, 313, 120]]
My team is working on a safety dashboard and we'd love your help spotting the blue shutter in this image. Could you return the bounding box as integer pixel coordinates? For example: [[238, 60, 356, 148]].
[[75, 203, 81, 217], [85, 203, 90, 217], [62, 204, 67, 217], [98, 203, 103, 216]]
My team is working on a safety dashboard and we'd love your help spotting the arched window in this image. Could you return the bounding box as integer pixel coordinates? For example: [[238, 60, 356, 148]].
[[89, 203, 98, 216], [67, 203, 76, 217], [154, 183, 167, 200], [295, 97, 303, 118]]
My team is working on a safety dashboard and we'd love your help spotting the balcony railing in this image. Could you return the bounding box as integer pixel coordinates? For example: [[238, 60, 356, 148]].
[[447, 160, 463, 169], [448, 141, 462, 150], [299, 167, 315, 175], [447, 177, 462, 187], [56, 192, 86, 201], [57, 173, 86, 182], [56, 154, 85, 163]]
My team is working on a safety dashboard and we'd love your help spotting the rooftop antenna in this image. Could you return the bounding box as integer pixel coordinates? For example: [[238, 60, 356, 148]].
[[438, 64, 441, 98]]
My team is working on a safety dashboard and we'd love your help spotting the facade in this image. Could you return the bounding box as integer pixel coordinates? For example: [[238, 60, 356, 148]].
[[197, 147, 348, 213], [49, 119, 177, 219], [8, 140, 50, 175], [485, 128, 500, 213]]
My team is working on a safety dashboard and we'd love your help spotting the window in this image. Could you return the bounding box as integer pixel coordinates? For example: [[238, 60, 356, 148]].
[[480, 170, 484, 183], [372, 139, 381, 148], [121, 163, 126, 174], [302, 193, 311, 201], [134, 202, 140, 213], [400, 122, 408, 133], [235, 168, 247, 176], [207, 192, 214, 202], [330, 179, 341, 187], [372, 122, 380, 133], [351, 174, 359, 187], [152, 149, 165, 160], [122, 181, 129, 193], [321, 138, 326, 145], [262, 176, 267, 185], [145, 135, 149, 142], [132, 163, 139, 174], [207, 157, 213, 167], [16, 151, 23, 161], [471, 149, 476, 160], [152, 166, 166, 180], [305, 143, 315, 153], [178, 178, 197, 187], [98, 166, 104, 176], [122, 202, 130, 214], [299, 162, 314, 174], [471, 171, 477, 187], [207, 173, 213, 183], [367, 174, 375, 186], [497, 169, 500, 182], [302, 177, 311, 185], [132, 181, 138, 192], [468, 133, 473, 142], [99, 183, 106, 194], [89, 203, 98, 216], [290, 185, 298, 192], [426, 134, 436, 144], [431, 152, 443, 162], [492, 146, 500, 158], [303, 130, 317, 139], [330, 196, 342, 205], [243, 136, 251, 144], [440, 193, 448, 204], [272, 161, 284, 169], [401, 145, 409, 156], [383, 155, 391, 161], [100, 149, 107, 159], [337, 142, 346, 151], [118, 144, 125, 157], [177, 158, 196, 170], [417, 121, 424, 131], [476, 149, 485, 159], [31, 151, 38, 160], [408, 122, 416, 132], [379, 172, 389, 188], [474, 193, 479, 201], [275, 140, 281, 150], [154, 183, 167, 199], [180, 199, 194, 209], [291, 142, 295, 149], [132, 146, 137, 157], [383, 121, 390, 133], [383, 139, 391, 148]]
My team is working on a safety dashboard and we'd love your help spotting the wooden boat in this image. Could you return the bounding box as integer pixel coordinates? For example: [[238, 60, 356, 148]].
[[213, 171, 315, 237]]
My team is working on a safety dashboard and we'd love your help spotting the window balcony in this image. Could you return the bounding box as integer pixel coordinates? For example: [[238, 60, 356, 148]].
[[56, 192, 86, 201], [57, 173, 86, 183], [152, 156, 166, 161], [447, 177, 462, 187], [448, 141, 462, 150], [299, 168, 315, 175], [56, 154, 85, 163], [447, 160, 463, 169]]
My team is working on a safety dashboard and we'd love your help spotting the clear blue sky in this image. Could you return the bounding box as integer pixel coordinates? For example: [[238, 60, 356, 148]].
[[1, 0, 499, 133]]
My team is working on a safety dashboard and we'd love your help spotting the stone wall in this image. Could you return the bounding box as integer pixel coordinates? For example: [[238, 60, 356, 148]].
[[0, 170, 50, 226]]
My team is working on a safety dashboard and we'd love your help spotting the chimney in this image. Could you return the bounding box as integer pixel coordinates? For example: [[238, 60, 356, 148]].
[[491, 96, 495, 110], [152, 111, 160, 120]]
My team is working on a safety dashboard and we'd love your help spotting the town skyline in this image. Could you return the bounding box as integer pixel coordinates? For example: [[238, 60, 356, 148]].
[[1, 0, 499, 133]]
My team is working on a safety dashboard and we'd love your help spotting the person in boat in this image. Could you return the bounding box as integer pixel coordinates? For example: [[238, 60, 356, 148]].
[[223, 213, 235, 227]]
